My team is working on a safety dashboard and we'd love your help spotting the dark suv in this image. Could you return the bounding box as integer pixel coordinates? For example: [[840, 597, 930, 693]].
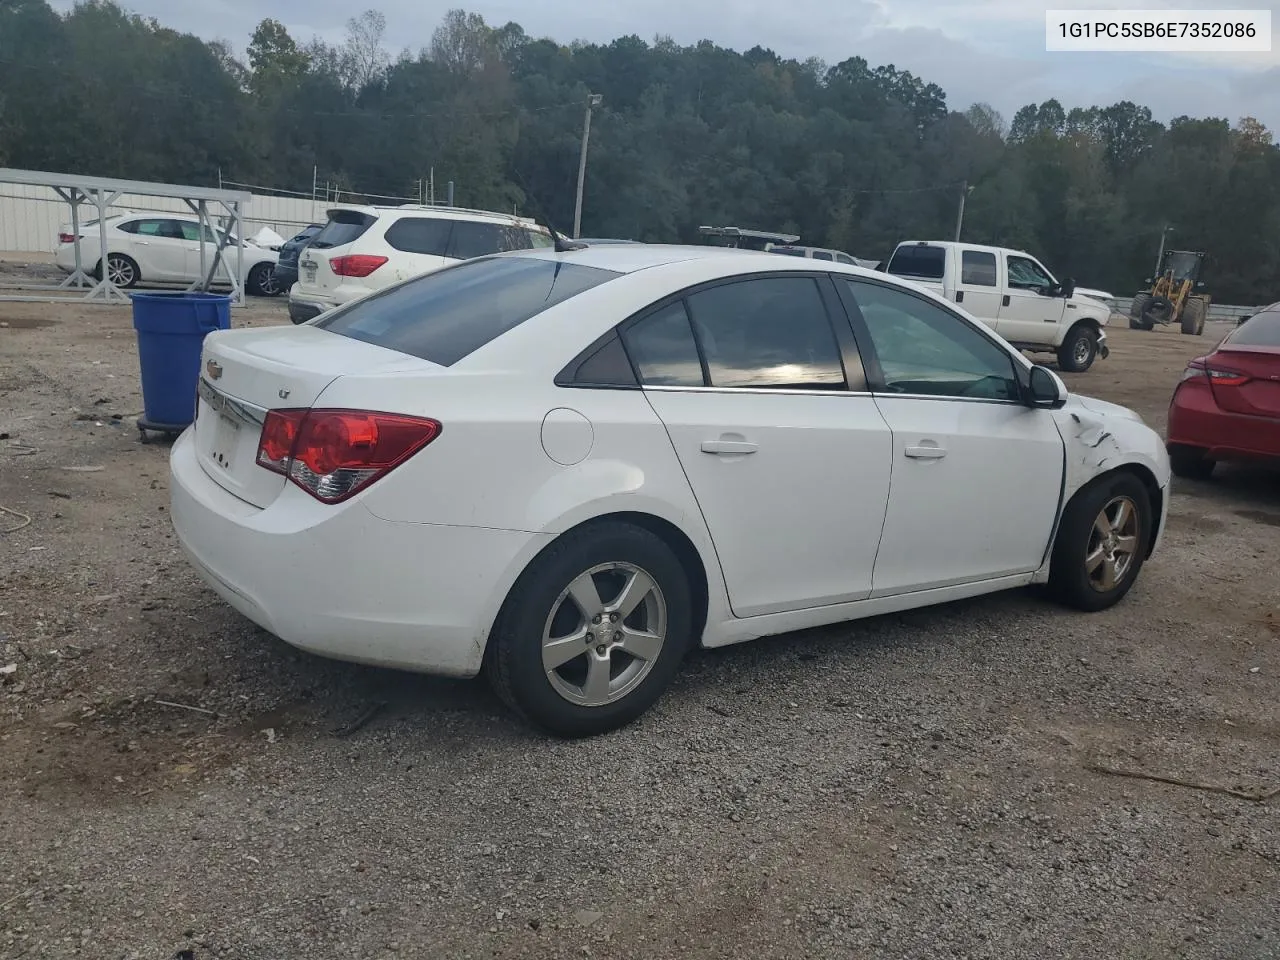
[[273, 224, 322, 292]]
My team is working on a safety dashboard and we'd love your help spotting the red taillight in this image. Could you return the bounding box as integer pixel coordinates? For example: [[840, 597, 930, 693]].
[[58, 233, 76, 244], [1184, 356, 1250, 386], [329, 255, 388, 278], [255, 409, 441, 503]]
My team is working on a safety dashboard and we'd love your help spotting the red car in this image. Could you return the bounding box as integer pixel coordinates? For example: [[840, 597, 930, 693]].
[[1166, 302, 1280, 478]]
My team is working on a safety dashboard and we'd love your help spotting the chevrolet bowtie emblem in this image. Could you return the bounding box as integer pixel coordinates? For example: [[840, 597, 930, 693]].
[[206, 359, 223, 380]]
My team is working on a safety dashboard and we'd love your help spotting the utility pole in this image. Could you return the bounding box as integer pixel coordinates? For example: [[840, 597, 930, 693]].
[[573, 93, 603, 239], [954, 180, 972, 242], [1155, 225, 1173, 275]]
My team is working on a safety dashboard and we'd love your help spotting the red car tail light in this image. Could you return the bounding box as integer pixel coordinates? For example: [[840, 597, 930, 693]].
[[329, 254, 389, 278], [58, 232, 76, 244], [256, 409, 441, 503], [1179, 357, 1250, 386]]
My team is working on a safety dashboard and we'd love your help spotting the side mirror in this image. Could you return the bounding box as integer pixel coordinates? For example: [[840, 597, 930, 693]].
[[1237, 314, 1251, 326], [1060, 277, 1076, 299], [1025, 364, 1067, 409]]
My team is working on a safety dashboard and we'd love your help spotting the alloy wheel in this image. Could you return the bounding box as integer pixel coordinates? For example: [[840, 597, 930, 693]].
[[108, 256, 134, 286], [1085, 495, 1139, 592], [541, 562, 668, 707]]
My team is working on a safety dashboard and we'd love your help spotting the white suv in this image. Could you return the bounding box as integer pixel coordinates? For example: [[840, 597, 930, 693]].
[[288, 205, 553, 323]]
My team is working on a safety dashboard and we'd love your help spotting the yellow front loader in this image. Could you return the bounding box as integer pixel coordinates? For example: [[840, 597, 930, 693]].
[[1129, 250, 1210, 336]]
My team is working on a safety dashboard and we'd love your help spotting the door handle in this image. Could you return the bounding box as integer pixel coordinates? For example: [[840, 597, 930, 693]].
[[136, 240, 150, 245], [701, 439, 758, 455], [904, 443, 947, 460], [1002, 294, 1011, 307], [955, 291, 964, 303]]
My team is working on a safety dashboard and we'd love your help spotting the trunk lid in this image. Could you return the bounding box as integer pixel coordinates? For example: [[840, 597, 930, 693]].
[[195, 325, 440, 507], [1207, 345, 1280, 418]]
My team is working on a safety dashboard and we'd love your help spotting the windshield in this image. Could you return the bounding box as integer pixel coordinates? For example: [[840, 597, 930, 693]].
[[1164, 252, 1201, 281], [313, 256, 621, 366], [1229, 309, 1280, 347]]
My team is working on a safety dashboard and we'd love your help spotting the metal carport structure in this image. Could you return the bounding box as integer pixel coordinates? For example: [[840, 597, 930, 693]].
[[0, 168, 254, 305]]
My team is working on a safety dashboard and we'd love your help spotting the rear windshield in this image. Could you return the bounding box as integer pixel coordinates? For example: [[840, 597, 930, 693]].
[[309, 211, 376, 250], [887, 244, 945, 280], [1229, 310, 1280, 347], [313, 256, 621, 366]]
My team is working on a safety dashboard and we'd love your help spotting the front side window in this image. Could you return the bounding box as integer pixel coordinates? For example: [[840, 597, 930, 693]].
[[1006, 255, 1053, 290], [813, 250, 834, 261], [684, 277, 846, 390], [178, 221, 221, 244], [842, 279, 1019, 401], [961, 250, 997, 286]]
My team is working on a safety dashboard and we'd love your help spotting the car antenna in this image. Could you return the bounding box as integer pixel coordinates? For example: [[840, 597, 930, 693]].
[[511, 168, 586, 253]]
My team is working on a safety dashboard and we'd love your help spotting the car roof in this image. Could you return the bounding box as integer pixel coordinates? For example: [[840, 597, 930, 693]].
[[506, 242, 881, 277], [894, 239, 1035, 259], [326, 203, 539, 227]]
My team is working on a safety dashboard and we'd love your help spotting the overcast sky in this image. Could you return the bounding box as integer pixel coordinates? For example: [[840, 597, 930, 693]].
[[50, 0, 1280, 129]]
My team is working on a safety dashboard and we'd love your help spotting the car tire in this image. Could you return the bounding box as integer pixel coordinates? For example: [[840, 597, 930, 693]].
[[1181, 296, 1207, 336], [1168, 444, 1215, 480], [248, 262, 281, 298], [1129, 293, 1152, 324], [96, 253, 139, 289], [1057, 324, 1098, 373], [486, 521, 693, 738], [1048, 471, 1151, 612]]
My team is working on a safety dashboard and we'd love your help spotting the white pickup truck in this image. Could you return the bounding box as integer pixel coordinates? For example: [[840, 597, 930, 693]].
[[883, 240, 1111, 373]]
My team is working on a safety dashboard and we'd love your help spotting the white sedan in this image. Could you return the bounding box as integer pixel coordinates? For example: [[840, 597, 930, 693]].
[[170, 244, 1171, 737], [55, 213, 282, 297]]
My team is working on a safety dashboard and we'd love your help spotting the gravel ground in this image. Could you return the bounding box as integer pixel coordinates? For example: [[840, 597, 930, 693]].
[[1, 265, 1279, 959]]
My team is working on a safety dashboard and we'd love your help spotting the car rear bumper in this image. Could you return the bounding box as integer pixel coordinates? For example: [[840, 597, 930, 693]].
[[169, 429, 548, 678], [287, 288, 332, 324], [1168, 383, 1280, 462]]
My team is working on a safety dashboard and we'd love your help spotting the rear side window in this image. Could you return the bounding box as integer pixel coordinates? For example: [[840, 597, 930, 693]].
[[685, 277, 846, 390], [813, 250, 834, 261], [835, 253, 855, 265], [961, 250, 997, 286], [887, 244, 945, 280], [1230, 310, 1280, 347], [446, 222, 535, 260], [314, 257, 620, 366], [384, 217, 452, 256], [623, 302, 704, 386], [310, 211, 377, 250]]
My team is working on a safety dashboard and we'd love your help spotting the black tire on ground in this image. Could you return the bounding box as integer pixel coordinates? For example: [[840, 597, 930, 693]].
[[1057, 324, 1098, 372], [1181, 296, 1207, 335], [1049, 471, 1152, 612], [1143, 295, 1173, 325], [1129, 292, 1153, 320], [485, 521, 694, 738], [1169, 444, 1215, 480], [247, 262, 281, 297], [96, 253, 140, 289]]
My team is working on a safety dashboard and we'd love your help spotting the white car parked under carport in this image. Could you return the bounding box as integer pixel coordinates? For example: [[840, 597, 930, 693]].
[[54, 213, 282, 297]]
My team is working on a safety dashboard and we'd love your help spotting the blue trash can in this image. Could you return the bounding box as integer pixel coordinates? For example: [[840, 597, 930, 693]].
[[131, 292, 231, 439]]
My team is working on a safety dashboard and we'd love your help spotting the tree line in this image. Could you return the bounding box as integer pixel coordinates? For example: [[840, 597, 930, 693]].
[[1, 0, 1277, 303]]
